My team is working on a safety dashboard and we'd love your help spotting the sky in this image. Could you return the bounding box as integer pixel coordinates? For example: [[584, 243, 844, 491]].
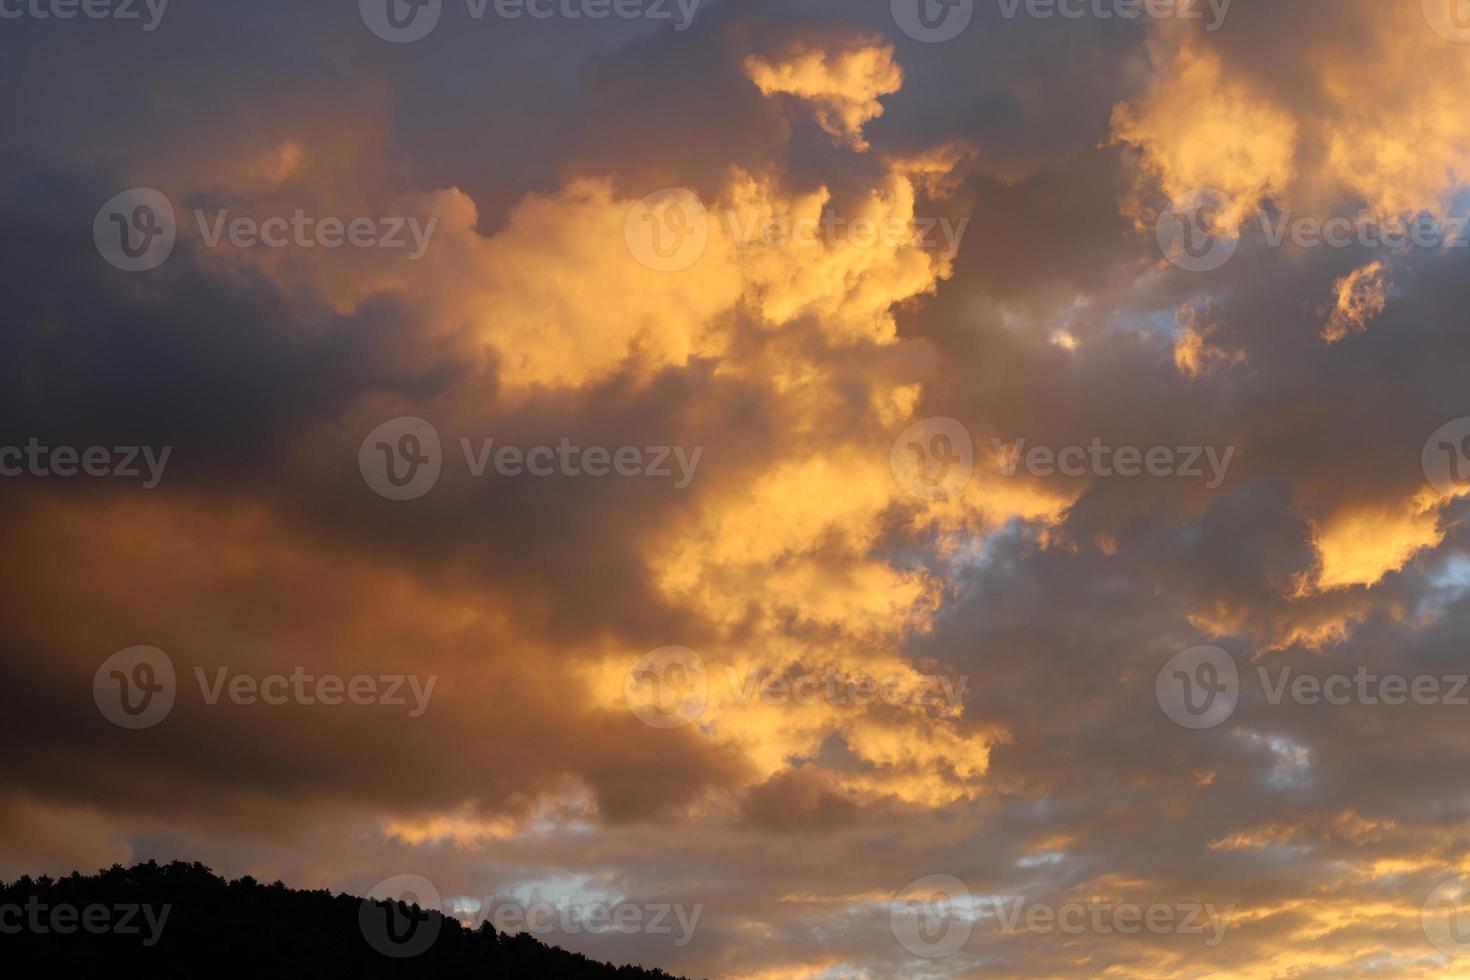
[[5, 0, 1470, 976]]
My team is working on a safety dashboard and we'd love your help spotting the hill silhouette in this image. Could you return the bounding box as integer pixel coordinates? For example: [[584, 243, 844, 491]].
[[0, 861, 692, 977]]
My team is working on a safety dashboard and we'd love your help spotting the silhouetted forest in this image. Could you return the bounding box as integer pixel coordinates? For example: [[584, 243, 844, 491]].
[[0, 861, 692, 977]]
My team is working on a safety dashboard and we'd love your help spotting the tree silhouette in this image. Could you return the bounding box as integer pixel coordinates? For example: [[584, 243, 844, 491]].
[[0, 861, 693, 977]]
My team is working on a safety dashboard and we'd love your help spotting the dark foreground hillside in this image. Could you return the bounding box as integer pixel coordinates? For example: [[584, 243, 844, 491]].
[[0, 861, 690, 978]]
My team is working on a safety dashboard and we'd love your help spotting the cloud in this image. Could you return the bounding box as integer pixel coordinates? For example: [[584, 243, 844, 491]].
[[8, 1, 1470, 977], [1321, 260, 1391, 344], [745, 35, 902, 150]]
